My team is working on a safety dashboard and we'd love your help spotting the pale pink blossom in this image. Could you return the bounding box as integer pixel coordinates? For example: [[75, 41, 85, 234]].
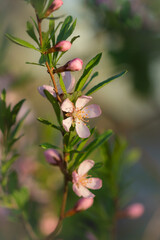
[[74, 198, 94, 212], [38, 72, 75, 98], [44, 149, 62, 165], [126, 203, 144, 219], [61, 95, 101, 138], [54, 41, 71, 52], [72, 160, 102, 198], [45, 0, 63, 17]]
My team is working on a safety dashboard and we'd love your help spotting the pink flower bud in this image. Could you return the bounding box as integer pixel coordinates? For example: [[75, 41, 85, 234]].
[[126, 203, 144, 219], [45, 0, 63, 17], [44, 149, 62, 165], [65, 58, 83, 71], [53, 58, 83, 74], [54, 41, 72, 52], [74, 198, 94, 212]]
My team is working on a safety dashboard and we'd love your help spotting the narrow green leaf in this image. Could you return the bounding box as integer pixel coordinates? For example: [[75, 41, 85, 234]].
[[86, 70, 127, 96], [12, 99, 25, 116], [2, 154, 19, 175], [75, 53, 102, 91], [59, 73, 67, 94], [13, 187, 29, 209], [26, 21, 39, 45], [70, 35, 80, 44], [6, 34, 39, 51], [43, 90, 61, 125], [57, 16, 76, 42], [1, 89, 6, 101], [82, 72, 99, 91], [39, 143, 60, 150], [37, 117, 62, 131], [74, 130, 113, 167], [26, 62, 45, 67]]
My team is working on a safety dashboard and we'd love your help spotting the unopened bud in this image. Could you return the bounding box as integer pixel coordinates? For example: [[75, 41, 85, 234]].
[[45, 41, 71, 54], [53, 58, 83, 73], [126, 203, 144, 219], [45, 0, 63, 17], [74, 198, 94, 212], [44, 149, 62, 165]]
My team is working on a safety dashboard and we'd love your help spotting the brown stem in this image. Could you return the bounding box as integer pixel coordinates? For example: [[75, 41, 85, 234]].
[[45, 178, 68, 240], [36, 15, 61, 103]]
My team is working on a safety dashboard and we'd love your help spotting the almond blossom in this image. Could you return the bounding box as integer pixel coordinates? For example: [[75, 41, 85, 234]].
[[72, 160, 102, 198], [38, 71, 75, 98], [61, 95, 101, 138]]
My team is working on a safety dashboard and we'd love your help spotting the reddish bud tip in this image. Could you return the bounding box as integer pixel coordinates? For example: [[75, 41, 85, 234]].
[[44, 149, 62, 165], [126, 203, 144, 219]]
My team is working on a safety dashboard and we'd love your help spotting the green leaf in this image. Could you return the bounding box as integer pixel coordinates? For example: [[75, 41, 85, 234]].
[[57, 16, 76, 42], [59, 73, 67, 94], [86, 70, 127, 96], [26, 62, 45, 67], [13, 187, 29, 209], [37, 117, 62, 131], [39, 143, 60, 150], [43, 90, 62, 125], [70, 35, 80, 44], [7, 171, 19, 194], [74, 130, 113, 167], [1, 89, 6, 101], [26, 21, 39, 45], [6, 34, 39, 51], [11, 110, 30, 139], [1, 154, 19, 175], [82, 72, 98, 91], [75, 53, 102, 91]]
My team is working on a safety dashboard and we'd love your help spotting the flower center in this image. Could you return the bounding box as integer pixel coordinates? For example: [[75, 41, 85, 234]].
[[78, 174, 92, 187], [73, 108, 89, 124]]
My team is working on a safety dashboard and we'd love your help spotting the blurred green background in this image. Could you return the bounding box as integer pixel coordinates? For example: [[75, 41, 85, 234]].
[[1, 0, 160, 239]]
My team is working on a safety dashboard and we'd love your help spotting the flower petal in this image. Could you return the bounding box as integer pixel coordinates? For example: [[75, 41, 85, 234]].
[[75, 95, 92, 110], [85, 178, 102, 190], [75, 120, 90, 138], [62, 117, 73, 132], [72, 183, 81, 197], [61, 72, 75, 93], [78, 160, 95, 176], [78, 185, 95, 198], [83, 104, 102, 118], [61, 98, 74, 113], [38, 85, 56, 98], [72, 171, 79, 184]]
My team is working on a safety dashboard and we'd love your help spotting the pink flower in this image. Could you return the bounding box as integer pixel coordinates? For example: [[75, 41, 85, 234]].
[[54, 41, 71, 52], [45, 0, 63, 17], [38, 72, 75, 98], [61, 95, 102, 138], [53, 58, 83, 73], [44, 149, 62, 165], [72, 160, 102, 198], [126, 203, 144, 219], [74, 198, 94, 212]]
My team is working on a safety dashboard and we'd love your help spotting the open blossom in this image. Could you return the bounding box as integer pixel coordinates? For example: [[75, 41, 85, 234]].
[[72, 160, 102, 198], [61, 95, 101, 138], [38, 72, 75, 98], [44, 149, 62, 165]]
